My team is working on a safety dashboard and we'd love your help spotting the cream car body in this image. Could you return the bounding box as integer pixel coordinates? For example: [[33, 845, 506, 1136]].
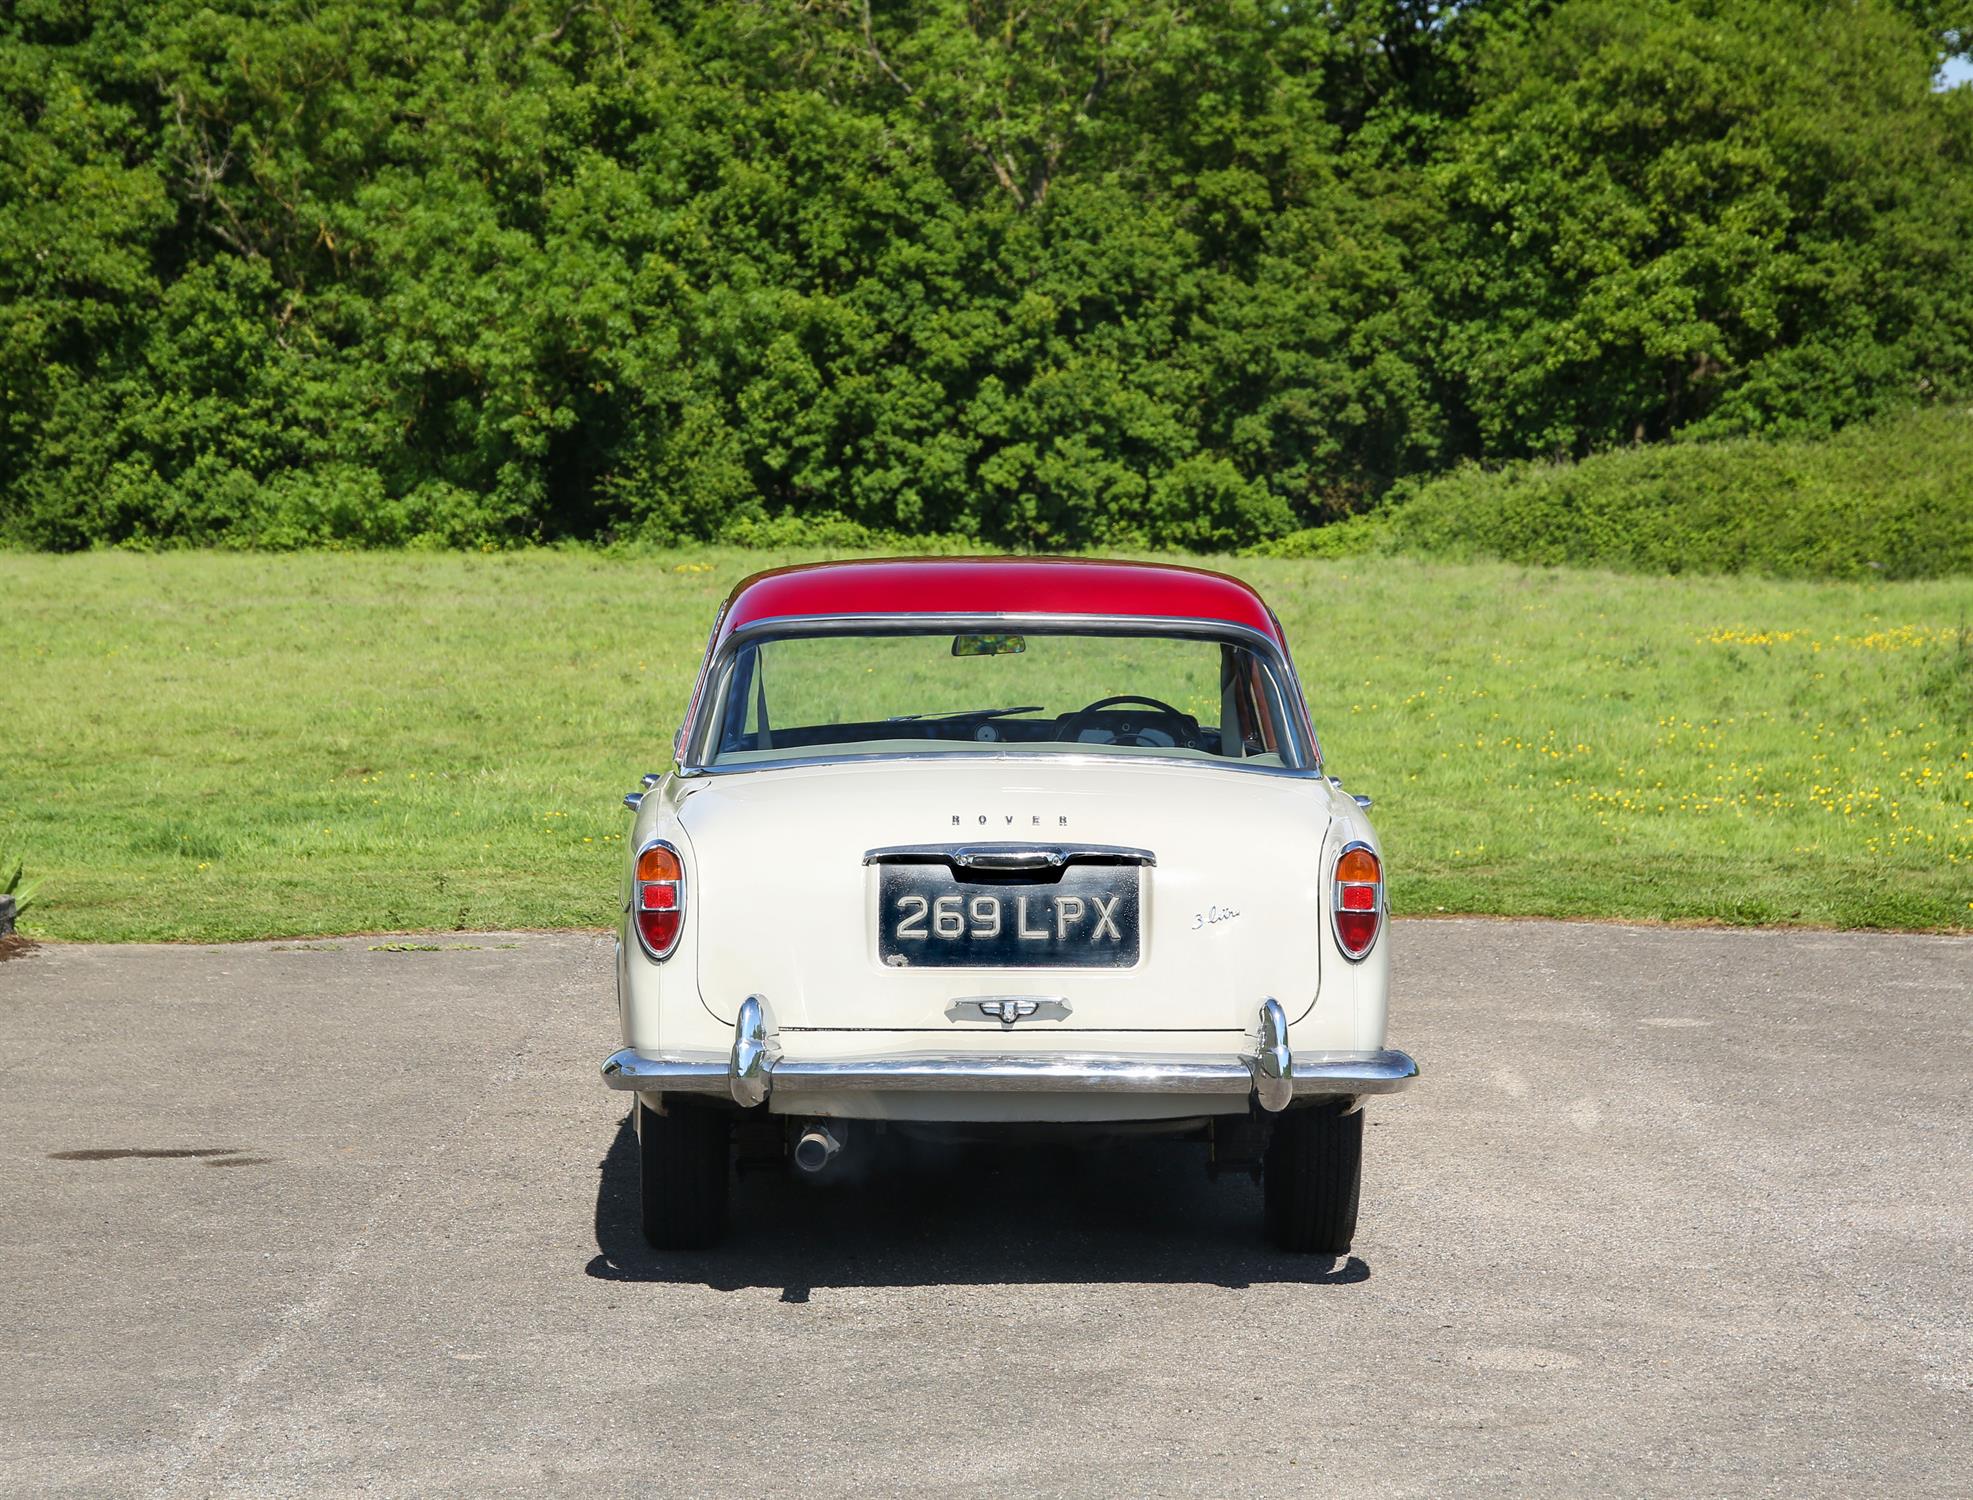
[[615, 760, 1391, 1121], [602, 559, 1416, 1252]]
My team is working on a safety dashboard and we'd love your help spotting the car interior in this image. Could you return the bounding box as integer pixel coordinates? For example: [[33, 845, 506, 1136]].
[[706, 631, 1295, 766]]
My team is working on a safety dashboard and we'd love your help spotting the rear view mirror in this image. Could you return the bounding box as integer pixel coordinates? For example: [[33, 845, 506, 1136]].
[[952, 632, 1026, 657]]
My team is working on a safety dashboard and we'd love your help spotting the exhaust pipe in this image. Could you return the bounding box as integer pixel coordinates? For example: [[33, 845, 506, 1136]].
[[792, 1122, 844, 1174]]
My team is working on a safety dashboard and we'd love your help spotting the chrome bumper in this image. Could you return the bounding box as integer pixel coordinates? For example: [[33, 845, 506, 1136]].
[[600, 997, 1418, 1112]]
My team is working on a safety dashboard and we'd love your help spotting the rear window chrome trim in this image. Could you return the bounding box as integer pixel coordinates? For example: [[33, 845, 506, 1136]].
[[675, 749, 1324, 781], [679, 611, 1322, 778]]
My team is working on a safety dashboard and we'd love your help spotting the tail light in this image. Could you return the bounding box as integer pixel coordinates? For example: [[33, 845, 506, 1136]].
[[1331, 841, 1382, 960], [633, 841, 685, 960]]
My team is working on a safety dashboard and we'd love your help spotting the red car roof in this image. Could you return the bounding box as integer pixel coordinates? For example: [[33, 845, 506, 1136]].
[[719, 557, 1283, 643]]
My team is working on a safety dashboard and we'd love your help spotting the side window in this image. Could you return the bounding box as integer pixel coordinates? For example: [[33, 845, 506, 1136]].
[[1246, 655, 1281, 753], [677, 607, 726, 763], [718, 645, 764, 753], [1216, 645, 1260, 756], [1211, 645, 1289, 759]]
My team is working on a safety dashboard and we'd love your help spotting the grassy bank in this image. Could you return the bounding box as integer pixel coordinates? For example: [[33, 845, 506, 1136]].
[[1, 549, 1967, 941], [1258, 407, 1973, 580]]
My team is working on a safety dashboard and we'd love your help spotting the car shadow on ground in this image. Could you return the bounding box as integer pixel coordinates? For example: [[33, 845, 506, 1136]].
[[585, 1109, 1370, 1291]]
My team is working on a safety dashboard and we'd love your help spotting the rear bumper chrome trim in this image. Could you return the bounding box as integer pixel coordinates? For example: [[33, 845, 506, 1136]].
[[600, 1000, 1419, 1108]]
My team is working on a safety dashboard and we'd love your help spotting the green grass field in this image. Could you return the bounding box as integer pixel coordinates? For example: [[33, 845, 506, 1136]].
[[2, 549, 1967, 941]]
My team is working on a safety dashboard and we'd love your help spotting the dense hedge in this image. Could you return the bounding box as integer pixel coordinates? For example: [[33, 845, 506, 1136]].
[[4, 1, 1973, 551], [1254, 407, 1973, 578]]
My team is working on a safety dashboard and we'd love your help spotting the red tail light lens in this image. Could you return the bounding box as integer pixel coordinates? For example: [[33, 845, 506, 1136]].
[[1332, 841, 1382, 960], [633, 842, 684, 959]]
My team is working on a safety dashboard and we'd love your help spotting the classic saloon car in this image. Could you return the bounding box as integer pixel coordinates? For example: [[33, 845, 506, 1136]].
[[603, 558, 1417, 1252]]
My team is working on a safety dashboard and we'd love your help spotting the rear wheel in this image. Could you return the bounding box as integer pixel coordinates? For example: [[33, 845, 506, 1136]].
[[1263, 1105, 1363, 1254], [638, 1099, 731, 1249]]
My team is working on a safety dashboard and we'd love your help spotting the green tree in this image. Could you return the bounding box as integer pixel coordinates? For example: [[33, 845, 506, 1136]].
[[1428, 0, 1973, 457], [1, 0, 1968, 550]]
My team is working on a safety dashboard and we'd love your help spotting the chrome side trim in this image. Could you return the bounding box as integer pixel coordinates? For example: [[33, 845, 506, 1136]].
[[863, 842, 1156, 869]]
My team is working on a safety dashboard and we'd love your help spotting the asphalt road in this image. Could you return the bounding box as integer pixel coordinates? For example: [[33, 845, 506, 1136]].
[[1, 920, 1968, 1498]]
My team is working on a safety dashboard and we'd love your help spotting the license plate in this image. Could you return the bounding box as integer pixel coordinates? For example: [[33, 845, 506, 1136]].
[[876, 865, 1141, 969]]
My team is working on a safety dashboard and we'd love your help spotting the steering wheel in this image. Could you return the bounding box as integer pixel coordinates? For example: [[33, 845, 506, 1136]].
[[1059, 694, 1197, 747]]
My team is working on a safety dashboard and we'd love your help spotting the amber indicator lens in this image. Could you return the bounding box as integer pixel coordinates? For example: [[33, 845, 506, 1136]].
[[637, 845, 682, 883], [1335, 847, 1379, 884]]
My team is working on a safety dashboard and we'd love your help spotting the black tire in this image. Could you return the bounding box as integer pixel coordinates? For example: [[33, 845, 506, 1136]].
[[1263, 1105, 1363, 1254], [638, 1099, 731, 1249]]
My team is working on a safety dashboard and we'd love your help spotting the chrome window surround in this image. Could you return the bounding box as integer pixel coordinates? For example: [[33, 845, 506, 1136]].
[[1266, 604, 1324, 769], [678, 613, 1324, 779], [671, 605, 728, 766], [1329, 837, 1383, 964]]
